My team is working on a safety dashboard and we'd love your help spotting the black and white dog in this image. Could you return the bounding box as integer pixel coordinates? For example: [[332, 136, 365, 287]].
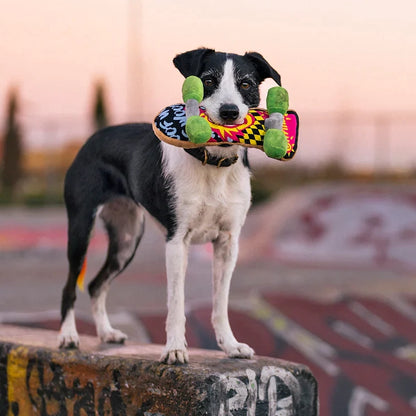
[[59, 48, 281, 364]]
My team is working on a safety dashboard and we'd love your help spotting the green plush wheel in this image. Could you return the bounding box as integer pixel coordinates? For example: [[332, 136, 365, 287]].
[[185, 116, 212, 144], [267, 86, 289, 115], [182, 76, 204, 103], [263, 129, 288, 159]]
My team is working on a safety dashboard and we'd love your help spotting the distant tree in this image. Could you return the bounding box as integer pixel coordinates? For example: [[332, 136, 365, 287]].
[[1, 88, 23, 197], [92, 81, 109, 131]]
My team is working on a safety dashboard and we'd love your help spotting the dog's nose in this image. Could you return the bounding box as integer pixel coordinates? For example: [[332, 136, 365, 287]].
[[219, 104, 239, 123]]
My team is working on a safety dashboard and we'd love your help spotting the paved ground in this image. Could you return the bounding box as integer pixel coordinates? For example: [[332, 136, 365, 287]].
[[1, 183, 416, 415]]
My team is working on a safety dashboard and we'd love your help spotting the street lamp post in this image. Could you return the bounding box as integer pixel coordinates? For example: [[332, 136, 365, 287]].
[[127, 0, 143, 121]]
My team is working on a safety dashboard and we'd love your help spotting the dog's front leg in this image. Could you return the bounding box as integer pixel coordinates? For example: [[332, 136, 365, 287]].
[[160, 237, 189, 364], [212, 231, 255, 359]]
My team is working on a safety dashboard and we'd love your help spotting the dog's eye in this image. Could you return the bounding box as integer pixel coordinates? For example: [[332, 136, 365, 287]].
[[203, 78, 214, 88], [240, 81, 251, 90]]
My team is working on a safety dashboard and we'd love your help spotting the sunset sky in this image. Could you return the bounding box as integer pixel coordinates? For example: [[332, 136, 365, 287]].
[[1, 0, 416, 168]]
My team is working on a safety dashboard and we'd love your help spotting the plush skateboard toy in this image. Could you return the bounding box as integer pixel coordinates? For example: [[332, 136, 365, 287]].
[[153, 77, 299, 161]]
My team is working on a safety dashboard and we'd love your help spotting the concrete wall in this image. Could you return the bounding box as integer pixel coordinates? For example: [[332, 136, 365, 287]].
[[0, 325, 317, 415]]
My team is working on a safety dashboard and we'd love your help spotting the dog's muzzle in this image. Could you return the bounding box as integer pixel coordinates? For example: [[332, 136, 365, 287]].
[[219, 104, 239, 124]]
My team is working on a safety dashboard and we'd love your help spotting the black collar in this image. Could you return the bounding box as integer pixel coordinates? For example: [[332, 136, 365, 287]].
[[184, 147, 239, 167]]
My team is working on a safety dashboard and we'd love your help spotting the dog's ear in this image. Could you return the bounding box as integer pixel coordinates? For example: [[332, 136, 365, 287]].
[[244, 52, 281, 86], [173, 48, 215, 78]]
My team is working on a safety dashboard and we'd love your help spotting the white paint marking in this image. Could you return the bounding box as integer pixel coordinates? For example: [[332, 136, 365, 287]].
[[331, 320, 374, 348], [348, 386, 389, 416], [259, 366, 300, 407], [214, 366, 301, 416], [267, 376, 278, 416], [226, 376, 248, 411], [246, 369, 257, 416], [216, 374, 248, 416], [349, 301, 395, 336], [388, 296, 416, 323], [249, 297, 339, 376], [0, 309, 60, 323], [395, 344, 416, 363], [276, 395, 294, 416]]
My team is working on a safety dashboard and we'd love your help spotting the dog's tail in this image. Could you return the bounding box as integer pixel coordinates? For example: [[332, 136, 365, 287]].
[[76, 259, 87, 292]]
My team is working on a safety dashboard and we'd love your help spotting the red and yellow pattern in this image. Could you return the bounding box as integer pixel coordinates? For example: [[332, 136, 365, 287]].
[[200, 110, 265, 145], [152, 104, 299, 160]]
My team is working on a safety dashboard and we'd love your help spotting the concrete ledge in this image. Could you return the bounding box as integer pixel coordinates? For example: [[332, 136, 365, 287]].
[[0, 324, 318, 415]]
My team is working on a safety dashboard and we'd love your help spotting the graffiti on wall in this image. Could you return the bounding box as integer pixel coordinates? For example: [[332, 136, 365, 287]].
[[0, 345, 315, 416], [210, 366, 303, 416], [1, 347, 128, 416]]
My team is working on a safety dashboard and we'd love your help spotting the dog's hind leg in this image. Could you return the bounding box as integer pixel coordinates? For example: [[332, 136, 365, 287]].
[[59, 208, 96, 349], [88, 197, 145, 344]]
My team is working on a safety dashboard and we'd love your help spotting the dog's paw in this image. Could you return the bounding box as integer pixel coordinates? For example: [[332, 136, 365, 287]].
[[224, 342, 255, 359], [58, 332, 80, 349], [160, 349, 189, 365], [99, 329, 128, 344]]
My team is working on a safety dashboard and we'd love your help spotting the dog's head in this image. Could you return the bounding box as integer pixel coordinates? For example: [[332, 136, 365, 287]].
[[173, 48, 281, 126]]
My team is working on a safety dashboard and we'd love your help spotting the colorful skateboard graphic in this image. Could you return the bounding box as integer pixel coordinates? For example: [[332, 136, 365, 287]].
[[153, 104, 299, 160]]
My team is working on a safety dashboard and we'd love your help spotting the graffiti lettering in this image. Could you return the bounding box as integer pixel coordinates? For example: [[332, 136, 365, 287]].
[[97, 369, 127, 416], [0, 344, 11, 415], [211, 366, 300, 416], [6, 354, 127, 416], [0, 345, 314, 416]]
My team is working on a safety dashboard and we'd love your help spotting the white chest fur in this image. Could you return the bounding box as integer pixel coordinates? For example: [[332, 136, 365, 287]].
[[161, 143, 251, 244]]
